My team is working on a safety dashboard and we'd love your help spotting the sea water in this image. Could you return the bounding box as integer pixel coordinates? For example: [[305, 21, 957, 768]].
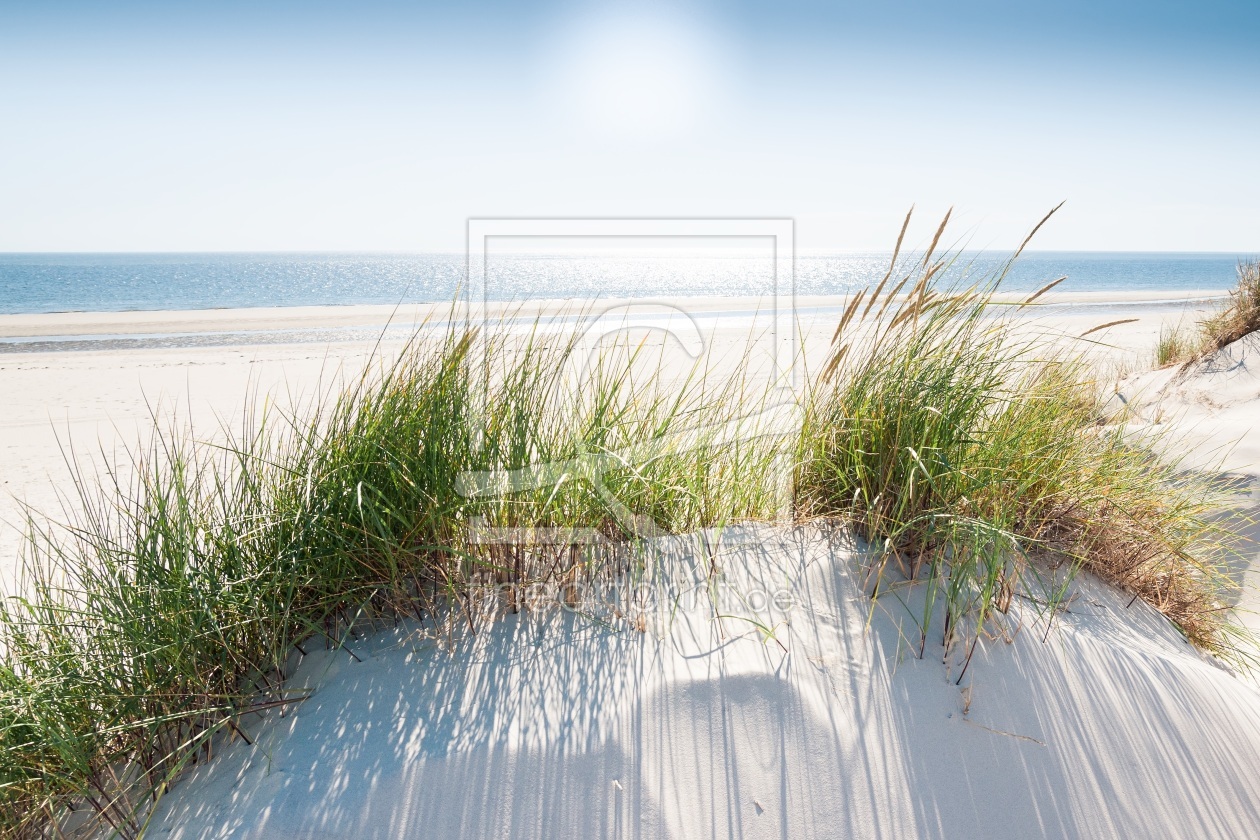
[[0, 251, 1250, 315]]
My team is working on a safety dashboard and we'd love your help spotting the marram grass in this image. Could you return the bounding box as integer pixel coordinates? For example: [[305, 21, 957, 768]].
[[796, 208, 1249, 677], [0, 223, 1253, 837], [1155, 258, 1260, 366]]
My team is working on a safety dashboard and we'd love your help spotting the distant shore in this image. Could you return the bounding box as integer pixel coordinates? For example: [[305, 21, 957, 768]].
[[0, 250, 1249, 316], [0, 290, 1230, 352]]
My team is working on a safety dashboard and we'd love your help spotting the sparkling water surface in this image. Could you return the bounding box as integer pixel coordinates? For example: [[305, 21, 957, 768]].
[[0, 251, 1251, 315]]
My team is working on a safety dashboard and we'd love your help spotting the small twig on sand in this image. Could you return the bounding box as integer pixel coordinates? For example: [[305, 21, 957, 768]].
[[962, 718, 1045, 746]]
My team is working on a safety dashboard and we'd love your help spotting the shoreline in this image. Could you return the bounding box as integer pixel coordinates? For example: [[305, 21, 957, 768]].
[[0, 290, 1231, 351]]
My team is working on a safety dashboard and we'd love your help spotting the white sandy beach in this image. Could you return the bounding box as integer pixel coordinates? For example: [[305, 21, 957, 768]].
[[2, 294, 1257, 838]]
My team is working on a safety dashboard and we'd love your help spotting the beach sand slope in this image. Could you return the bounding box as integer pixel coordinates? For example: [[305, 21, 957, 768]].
[[148, 525, 1260, 840], [1115, 332, 1260, 637]]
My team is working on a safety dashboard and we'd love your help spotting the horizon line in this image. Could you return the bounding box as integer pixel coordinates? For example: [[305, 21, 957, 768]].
[[0, 248, 1257, 257]]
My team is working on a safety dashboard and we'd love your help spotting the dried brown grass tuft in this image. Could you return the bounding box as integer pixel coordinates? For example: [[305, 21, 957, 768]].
[[1155, 258, 1260, 367]]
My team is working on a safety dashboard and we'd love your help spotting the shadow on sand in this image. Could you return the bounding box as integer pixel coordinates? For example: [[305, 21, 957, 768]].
[[149, 526, 1260, 840]]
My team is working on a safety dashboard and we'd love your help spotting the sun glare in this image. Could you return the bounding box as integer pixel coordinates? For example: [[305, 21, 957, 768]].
[[545, 5, 728, 142]]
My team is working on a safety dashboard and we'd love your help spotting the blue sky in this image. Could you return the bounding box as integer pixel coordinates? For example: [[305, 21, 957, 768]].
[[0, 0, 1257, 252]]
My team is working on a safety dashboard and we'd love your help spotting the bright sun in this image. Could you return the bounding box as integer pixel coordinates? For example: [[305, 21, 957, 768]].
[[547, 6, 727, 142]]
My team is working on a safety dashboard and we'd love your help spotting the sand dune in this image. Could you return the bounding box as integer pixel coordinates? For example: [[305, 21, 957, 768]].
[[147, 315, 1260, 840], [1115, 332, 1260, 639], [147, 524, 1260, 839], [1117, 331, 1260, 473], [4, 298, 1257, 838]]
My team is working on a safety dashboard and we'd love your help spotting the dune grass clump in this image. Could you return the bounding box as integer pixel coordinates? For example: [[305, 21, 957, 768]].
[[0, 320, 784, 838], [1155, 323, 1198, 367], [1155, 258, 1260, 367], [797, 209, 1244, 668], [1200, 258, 1260, 351], [0, 328, 481, 837]]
